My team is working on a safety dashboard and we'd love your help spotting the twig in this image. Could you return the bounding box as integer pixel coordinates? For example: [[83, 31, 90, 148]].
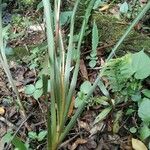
[[0, 116, 17, 130], [58, 133, 80, 149]]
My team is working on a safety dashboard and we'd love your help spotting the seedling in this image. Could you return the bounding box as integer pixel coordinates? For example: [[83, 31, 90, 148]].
[[87, 21, 99, 68]]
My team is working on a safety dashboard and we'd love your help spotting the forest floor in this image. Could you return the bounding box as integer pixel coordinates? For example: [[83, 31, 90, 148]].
[[0, 0, 150, 150]]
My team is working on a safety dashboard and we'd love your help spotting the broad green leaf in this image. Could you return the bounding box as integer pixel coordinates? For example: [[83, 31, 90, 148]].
[[94, 107, 112, 124], [75, 92, 85, 108], [33, 89, 43, 100], [60, 11, 73, 26], [138, 98, 150, 123], [37, 1, 43, 11], [89, 60, 97, 68], [80, 81, 92, 94], [140, 124, 150, 140], [97, 80, 110, 98], [75, 97, 84, 108], [132, 51, 150, 79], [126, 109, 135, 115], [12, 136, 27, 150], [131, 92, 141, 102], [38, 130, 47, 141], [0, 131, 13, 150], [93, 0, 103, 9], [142, 89, 150, 98], [1, 131, 13, 143], [28, 132, 37, 140], [5, 47, 14, 55], [35, 79, 43, 89], [130, 127, 137, 133], [24, 84, 35, 95], [120, 2, 129, 14]]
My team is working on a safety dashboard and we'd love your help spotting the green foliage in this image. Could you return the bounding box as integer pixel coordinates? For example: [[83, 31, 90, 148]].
[[142, 89, 150, 98], [25, 84, 35, 95], [94, 107, 112, 124], [120, 2, 129, 14], [75, 81, 92, 108], [1, 131, 28, 150], [28, 130, 47, 141], [42, 0, 97, 149], [101, 50, 150, 141], [102, 51, 150, 93], [87, 21, 99, 68], [24, 78, 46, 100], [113, 110, 123, 133], [138, 98, 150, 124], [102, 53, 134, 92], [139, 123, 150, 140], [60, 11, 73, 26], [132, 51, 150, 79], [1, 0, 150, 149], [129, 127, 137, 134], [93, 0, 104, 10]]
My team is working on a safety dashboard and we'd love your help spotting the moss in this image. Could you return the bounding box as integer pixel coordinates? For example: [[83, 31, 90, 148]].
[[92, 13, 150, 55]]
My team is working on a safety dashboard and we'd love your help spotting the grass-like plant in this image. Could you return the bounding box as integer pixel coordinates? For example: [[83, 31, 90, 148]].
[[42, 0, 97, 149]]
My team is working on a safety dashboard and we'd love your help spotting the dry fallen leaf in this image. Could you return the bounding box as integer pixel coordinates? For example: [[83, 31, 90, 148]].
[[132, 138, 147, 150], [0, 107, 5, 115], [90, 122, 104, 137], [78, 120, 90, 132], [70, 138, 87, 150], [99, 4, 110, 11], [80, 59, 88, 80], [68, 96, 75, 117]]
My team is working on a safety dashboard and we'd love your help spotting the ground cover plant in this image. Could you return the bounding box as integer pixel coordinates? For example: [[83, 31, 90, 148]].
[[0, 0, 150, 150]]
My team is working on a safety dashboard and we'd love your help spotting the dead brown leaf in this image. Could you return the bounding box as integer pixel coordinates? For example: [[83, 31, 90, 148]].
[[132, 138, 148, 150], [78, 120, 90, 132], [68, 96, 75, 117], [80, 59, 88, 80], [70, 138, 87, 150], [99, 4, 110, 11], [0, 107, 5, 115]]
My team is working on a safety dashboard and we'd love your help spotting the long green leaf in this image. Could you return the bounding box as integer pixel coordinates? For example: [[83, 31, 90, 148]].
[[64, 0, 97, 125], [64, 0, 80, 93], [92, 21, 99, 56]]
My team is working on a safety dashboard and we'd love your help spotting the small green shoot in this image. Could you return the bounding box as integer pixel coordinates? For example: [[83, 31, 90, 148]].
[[28, 130, 47, 142], [24, 78, 50, 100], [87, 21, 99, 68], [75, 81, 92, 108]]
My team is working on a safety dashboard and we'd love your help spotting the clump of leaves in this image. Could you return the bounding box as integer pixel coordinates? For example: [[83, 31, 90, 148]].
[[24, 78, 50, 100], [102, 51, 150, 93], [99, 50, 150, 141], [28, 130, 47, 142]]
